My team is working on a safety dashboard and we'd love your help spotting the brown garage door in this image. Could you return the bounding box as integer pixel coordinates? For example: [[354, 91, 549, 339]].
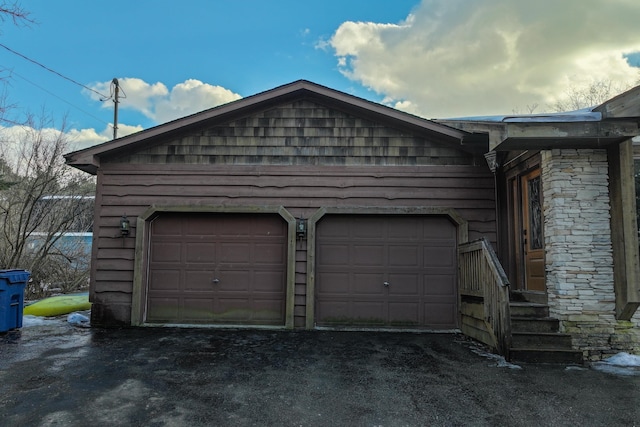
[[146, 213, 287, 325], [316, 215, 457, 329]]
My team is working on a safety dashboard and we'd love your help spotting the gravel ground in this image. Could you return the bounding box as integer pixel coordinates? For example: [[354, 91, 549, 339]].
[[1, 319, 639, 426]]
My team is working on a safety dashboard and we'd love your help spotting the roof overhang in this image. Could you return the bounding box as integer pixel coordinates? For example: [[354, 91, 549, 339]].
[[437, 84, 640, 152], [437, 119, 640, 151], [65, 80, 485, 175]]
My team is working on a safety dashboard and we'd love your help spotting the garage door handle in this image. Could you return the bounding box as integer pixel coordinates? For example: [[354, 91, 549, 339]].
[[212, 278, 220, 284], [383, 281, 390, 287]]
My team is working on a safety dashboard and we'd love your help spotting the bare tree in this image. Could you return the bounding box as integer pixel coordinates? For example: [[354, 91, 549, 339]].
[[512, 103, 540, 115], [0, 115, 95, 297], [550, 77, 640, 112], [0, 1, 34, 121], [0, 3, 98, 297], [0, 1, 33, 27]]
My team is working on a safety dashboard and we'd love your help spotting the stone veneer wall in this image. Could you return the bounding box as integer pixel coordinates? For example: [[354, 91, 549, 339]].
[[541, 148, 640, 361]]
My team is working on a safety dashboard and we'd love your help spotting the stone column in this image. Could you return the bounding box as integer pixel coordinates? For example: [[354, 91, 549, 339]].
[[541, 148, 622, 360]]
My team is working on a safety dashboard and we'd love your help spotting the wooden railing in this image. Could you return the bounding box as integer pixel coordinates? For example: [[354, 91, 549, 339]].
[[458, 237, 512, 359]]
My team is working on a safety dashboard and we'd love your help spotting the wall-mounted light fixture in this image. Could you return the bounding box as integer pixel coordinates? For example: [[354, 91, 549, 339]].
[[296, 218, 307, 240], [120, 214, 130, 236]]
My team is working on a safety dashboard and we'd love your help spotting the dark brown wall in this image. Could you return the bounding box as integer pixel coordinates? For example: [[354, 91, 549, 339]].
[[90, 100, 496, 326]]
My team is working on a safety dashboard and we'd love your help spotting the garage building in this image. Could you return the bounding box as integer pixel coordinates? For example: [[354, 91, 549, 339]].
[[64, 80, 494, 329]]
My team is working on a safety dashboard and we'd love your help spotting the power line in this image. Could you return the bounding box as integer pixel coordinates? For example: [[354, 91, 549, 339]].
[[10, 70, 111, 127], [0, 42, 109, 99]]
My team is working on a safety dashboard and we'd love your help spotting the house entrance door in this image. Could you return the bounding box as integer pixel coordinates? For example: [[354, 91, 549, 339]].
[[520, 168, 545, 291]]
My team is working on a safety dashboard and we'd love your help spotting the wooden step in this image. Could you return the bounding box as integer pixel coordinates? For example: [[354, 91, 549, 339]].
[[509, 302, 549, 318], [511, 332, 573, 349], [510, 290, 548, 304], [511, 317, 560, 333], [510, 348, 584, 365]]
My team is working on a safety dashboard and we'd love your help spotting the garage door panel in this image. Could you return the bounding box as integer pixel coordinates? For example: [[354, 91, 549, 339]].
[[424, 247, 455, 267], [388, 219, 418, 239], [424, 302, 456, 326], [185, 216, 218, 235], [254, 243, 285, 263], [388, 302, 419, 324], [250, 299, 285, 321], [147, 213, 287, 325], [219, 242, 252, 263], [424, 275, 456, 296], [387, 274, 419, 295], [353, 221, 385, 239], [151, 242, 182, 262], [217, 218, 251, 236], [318, 244, 349, 266], [217, 298, 283, 323], [254, 271, 285, 292], [316, 300, 348, 322], [149, 270, 180, 290], [353, 274, 385, 294], [389, 245, 419, 267], [423, 218, 455, 237], [320, 220, 350, 237], [316, 215, 457, 329], [147, 297, 180, 321], [216, 272, 251, 291], [153, 216, 183, 235], [184, 271, 214, 291], [185, 243, 215, 263], [182, 297, 214, 321], [317, 273, 349, 294], [351, 301, 385, 323], [252, 220, 286, 237], [353, 245, 384, 265]]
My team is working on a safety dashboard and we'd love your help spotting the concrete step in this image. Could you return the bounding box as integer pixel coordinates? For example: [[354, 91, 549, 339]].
[[509, 302, 549, 318], [510, 348, 584, 365], [511, 332, 573, 349], [510, 290, 548, 304], [511, 317, 560, 333]]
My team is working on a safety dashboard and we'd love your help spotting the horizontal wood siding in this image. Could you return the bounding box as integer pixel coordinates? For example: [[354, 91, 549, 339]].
[[92, 164, 495, 326], [294, 239, 307, 328]]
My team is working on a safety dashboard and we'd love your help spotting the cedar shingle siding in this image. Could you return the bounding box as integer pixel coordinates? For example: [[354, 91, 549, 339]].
[[107, 100, 476, 167]]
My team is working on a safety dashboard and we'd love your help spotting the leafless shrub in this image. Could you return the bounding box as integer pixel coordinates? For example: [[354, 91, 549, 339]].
[[0, 114, 95, 298]]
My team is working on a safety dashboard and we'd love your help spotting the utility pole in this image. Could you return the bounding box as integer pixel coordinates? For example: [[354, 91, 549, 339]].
[[112, 78, 120, 139]]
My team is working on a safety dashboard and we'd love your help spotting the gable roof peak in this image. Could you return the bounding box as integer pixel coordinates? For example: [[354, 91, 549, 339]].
[[65, 79, 480, 174]]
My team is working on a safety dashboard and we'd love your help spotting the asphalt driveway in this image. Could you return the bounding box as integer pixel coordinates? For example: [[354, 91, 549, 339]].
[[1, 319, 639, 426]]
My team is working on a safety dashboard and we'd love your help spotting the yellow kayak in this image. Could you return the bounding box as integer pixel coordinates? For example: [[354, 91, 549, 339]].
[[23, 293, 91, 317]]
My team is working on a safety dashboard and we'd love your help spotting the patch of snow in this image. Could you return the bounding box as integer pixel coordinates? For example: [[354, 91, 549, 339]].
[[67, 312, 91, 328], [466, 342, 522, 369], [592, 352, 640, 377], [22, 315, 62, 327], [604, 352, 640, 367], [442, 108, 602, 123]]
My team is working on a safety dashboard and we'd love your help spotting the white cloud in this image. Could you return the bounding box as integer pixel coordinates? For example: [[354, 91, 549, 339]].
[[86, 78, 242, 125], [66, 123, 144, 151], [153, 79, 243, 124], [0, 123, 144, 159], [328, 0, 640, 118], [86, 78, 168, 119]]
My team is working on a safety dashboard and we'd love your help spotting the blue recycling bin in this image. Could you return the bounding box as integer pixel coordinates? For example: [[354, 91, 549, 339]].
[[0, 269, 30, 332]]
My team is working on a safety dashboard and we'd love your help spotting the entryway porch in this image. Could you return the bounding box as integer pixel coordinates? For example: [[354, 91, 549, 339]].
[[458, 238, 583, 364]]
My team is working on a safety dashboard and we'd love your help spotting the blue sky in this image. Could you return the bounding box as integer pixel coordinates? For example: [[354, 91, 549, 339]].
[[2, 1, 416, 137], [2, 0, 640, 149]]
